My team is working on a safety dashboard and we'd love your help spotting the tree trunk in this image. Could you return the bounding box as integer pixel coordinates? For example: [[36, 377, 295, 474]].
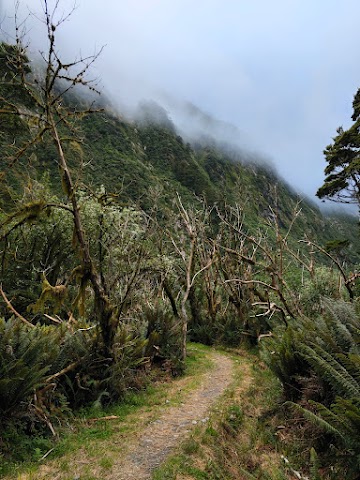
[[51, 118, 117, 356]]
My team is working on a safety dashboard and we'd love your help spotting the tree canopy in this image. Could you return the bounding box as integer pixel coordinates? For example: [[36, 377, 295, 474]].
[[317, 88, 360, 209]]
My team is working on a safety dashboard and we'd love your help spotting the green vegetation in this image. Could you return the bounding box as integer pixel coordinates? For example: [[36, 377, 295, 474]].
[[153, 352, 288, 480], [261, 300, 360, 478], [0, 343, 214, 477], [317, 87, 360, 208], [0, 2, 359, 478]]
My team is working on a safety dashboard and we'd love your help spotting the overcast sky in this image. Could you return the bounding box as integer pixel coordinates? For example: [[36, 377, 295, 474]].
[[1, 0, 360, 205]]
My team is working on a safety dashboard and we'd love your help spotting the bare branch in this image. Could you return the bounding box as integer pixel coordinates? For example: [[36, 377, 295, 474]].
[[299, 239, 355, 301], [45, 359, 82, 383], [0, 284, 35, 327]]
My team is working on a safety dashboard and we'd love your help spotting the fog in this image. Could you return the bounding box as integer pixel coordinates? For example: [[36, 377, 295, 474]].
[[1, 0, 360, 206]]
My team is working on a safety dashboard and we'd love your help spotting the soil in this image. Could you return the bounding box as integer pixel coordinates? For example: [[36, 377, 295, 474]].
[[112, 351, 234, 480], [19, 350, 236, 480]]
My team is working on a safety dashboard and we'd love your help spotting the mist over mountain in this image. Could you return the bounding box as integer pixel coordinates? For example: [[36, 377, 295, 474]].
[[1, 5, 360, 477], [1, 0, 360, 210], [131, 96, 275, 168]]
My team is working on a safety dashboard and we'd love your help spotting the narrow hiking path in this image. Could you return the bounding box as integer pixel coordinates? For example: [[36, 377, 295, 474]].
[[112, 352, 234, 480], [16, 348, 240, 480]]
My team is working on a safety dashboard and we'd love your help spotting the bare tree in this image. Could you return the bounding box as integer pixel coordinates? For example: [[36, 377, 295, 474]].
[[216, 201, 307, 338], [0, 1, 119, 355], [169, 195, 215, 360]]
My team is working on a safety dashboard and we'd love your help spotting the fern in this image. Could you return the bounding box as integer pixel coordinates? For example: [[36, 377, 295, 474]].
[[0, 319, 52, 415], [323, 299, 359, 330], [286, 401, 345, 440], [299, 343, 360, 398], [312, 400, 357, 440], [104, 326, 148, 400], [0, 318, 93, 422], [346, 354, 360, 383], [48, 326, 92, 376], [331, 398, 360, 441], [260, 324, 308, 400], [309, 448, 322, 480], [279, 300, 360, 474]]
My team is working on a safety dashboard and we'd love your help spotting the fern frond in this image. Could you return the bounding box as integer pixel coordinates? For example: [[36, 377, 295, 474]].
[[337, 353, 360, 384], [300, 343, 360, 398], [285, 401, 344, 439], [309, 400, 356, 439], [309, 448, 321, 480], [332, 398, 360, 433], [324, 299, 360, 331]]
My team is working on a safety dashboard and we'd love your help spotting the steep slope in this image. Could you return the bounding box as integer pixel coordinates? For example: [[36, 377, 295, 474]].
[[0, 39, 356, 255], [2, 101, 358, 256], [77, 108, 359, 255]]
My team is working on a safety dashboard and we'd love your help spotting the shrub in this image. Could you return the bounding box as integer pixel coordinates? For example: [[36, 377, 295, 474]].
[[300, 267, 343, 315], [142, 303, 184, 374], [262, 300, 360, 477], [0, 319, 56, 418]]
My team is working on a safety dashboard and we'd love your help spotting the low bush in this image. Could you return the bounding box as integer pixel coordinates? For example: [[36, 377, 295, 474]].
[[261, 299, 360, 478]]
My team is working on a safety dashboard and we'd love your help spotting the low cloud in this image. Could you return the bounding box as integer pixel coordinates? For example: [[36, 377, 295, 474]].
[[2, 0, 360, 206]]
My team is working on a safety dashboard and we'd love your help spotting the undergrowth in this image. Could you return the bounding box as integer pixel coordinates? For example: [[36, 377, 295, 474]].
[[0, 343, 212, 478], [153, 352, 291, 480]]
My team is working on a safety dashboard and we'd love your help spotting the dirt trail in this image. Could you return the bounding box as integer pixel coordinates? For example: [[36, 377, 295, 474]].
[[22, 350, 235, 480], [113, 352, 234, 480]]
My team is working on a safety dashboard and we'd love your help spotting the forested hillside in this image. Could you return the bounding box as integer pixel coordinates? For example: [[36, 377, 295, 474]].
[[0, 6, 359, 478]]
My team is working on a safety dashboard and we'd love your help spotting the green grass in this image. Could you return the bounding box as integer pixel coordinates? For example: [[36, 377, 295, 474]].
[[152, 352, 289, 480], [0, 343, 215, 479]]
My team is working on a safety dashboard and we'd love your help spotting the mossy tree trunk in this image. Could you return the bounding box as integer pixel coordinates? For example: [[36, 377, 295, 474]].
[[2, 1, 118, 356]]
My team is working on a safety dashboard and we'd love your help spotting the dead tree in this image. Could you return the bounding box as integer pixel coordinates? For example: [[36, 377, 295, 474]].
[[216, 202, 306, 334], [169, 195, 215, 360]]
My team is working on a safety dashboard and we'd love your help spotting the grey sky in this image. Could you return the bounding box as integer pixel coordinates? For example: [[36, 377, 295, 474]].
[[2, 0, 360, 204]]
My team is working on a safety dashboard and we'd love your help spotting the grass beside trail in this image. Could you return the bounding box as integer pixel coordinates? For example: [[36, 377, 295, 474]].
[[0, 343, 214, 479], [152, 351, 291, 480]]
